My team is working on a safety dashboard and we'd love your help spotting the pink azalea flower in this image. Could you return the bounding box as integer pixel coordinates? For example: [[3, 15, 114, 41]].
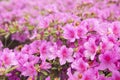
[[80, 0, 94, 4], [40, 61, 51, 70], [21, 45, 31, 54], [98, 50, 117, 71], [98, 9, 110, 20], [27, 76, 35, 80], [21, 44, 37, 55], [29, 30, 38, 40], [1, 48, 18, 68], [39, 41, 49, 60], [11, 31, 30, 42], [38, 17, 51, 28], [57, 45, 74, 65], [67, 68, 80, 80], [81, 18, 99, 31], [47, 43, 58, 60], [112, 71, 120, 80], [44, 4, 59, 13], [73, 46, 85, 59], [27, 55, 39, 64], [84, 38, 97, 60], [111, 21, 120, 36], [45, 76, 50, 80], [76, 24, 88, 39], [21, 62, 37, 77], [29, 40, 41, 54], [94, 22, 111, 35], [16, 52, 29, 66], [63, 24, 78, 42], [100, 36, 114, 52], [107, 34, 117, 44], [71, 58, 89, 73], [81, 68, 99, 80], [30, 40, 41, 48]]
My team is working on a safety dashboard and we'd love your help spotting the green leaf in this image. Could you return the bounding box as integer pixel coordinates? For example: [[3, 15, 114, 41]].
[[5, 66, 17, 74], [27, 25, 34, 30], [41, 71, 48, 76], [0, 28, 5, 33], [51, 67, 57, 70], [4, 33, 10, 39], [9, 26, 17, 33], [106, 72, 112, 77]]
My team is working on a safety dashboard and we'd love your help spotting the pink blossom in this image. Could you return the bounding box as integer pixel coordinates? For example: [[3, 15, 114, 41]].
[[11, 31, 30, 42], [58, 45, 74, 65], [67, 68, 80, 80], [40, 61, 51, 70], [21, 62, 37, 77], [21, 45, 31, 54], [73, 46, 85, 58], [63, 24, 78, 42], [39, 41, 49, 60], [84, 38, 97, 60], [71, 58, 89, 73], [76, 24, 87, 39], [81, 18, 99, 31], [47, 43, 58, 60], [80, 0, 94, 4], [98, 50, 117, 71], [112, 71, 120, 80], [94, 22, 111, 35], [100, 36, 114, 52], [0, 0, 120, 79], [16, 52, 29, 66], [81, 68, 99, 80], [38, 17, 51, 28], [1, 48, 18, 68], [45, 76, 50, 80], [111, 21, 120, 36]]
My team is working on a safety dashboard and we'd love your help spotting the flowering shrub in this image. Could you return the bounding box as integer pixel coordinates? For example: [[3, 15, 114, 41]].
[[0, 0, 120, 80]]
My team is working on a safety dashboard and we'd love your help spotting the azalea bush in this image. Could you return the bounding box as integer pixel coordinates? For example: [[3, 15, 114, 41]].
[[0, 0, 120, 80]]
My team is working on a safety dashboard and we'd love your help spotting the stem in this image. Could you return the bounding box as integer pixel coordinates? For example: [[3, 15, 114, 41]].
[[7, 40, 13, 47], [40, 76, 42, 80], [4, 38, 7, 47], [37, 72, 40, 80], [3, 76, 6, 80]]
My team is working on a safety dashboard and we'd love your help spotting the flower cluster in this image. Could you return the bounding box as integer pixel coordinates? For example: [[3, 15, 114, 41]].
[[0, 0, 120, 80]]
